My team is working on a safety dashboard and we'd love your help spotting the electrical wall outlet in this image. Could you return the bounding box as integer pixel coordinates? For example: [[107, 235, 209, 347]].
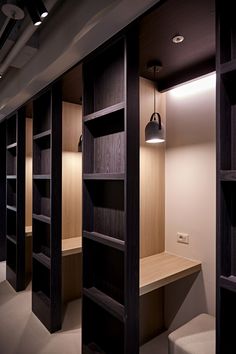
[[177, 232, 189, 244]]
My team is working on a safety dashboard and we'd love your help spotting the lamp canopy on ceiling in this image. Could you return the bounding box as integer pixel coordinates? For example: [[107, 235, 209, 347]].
[[1, 0, 25, 20]]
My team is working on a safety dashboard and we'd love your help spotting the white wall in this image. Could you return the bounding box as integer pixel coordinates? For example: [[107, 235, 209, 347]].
[[164, 75, 216, 330]]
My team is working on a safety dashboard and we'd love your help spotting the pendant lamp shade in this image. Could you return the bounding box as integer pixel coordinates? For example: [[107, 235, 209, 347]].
[[145, 112, 165, 143]]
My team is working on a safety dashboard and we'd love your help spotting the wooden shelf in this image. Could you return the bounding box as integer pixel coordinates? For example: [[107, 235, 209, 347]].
[[33, 213, 51, 224], [33, 174, 51, 180], [33, 130, 51, 140], [25, 226, 32, 237], [221, 59, 236, 75], [84, 102, 125, 123], [33, 252, 51, 269], [83, 231, 125, 251], [220, 170, 236, 181], [7, 205, 16, 212], [6, 142, 17, 150], [6, 234, 17, 245], [140, 252, 201, 296], [6, 175, 16, 179], [62, 237, 82, 256], [220, 275, 236, 293], [84, 173, 125, 181], [83, 287, 124, 322]]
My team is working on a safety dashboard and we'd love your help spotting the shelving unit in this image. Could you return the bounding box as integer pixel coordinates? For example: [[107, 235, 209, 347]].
[[6, 109, 26, 291], [0, 121, 6, 261], [82, 31, 139, 353], [32, 83, 62, 333], [217, 2, 236, 353]]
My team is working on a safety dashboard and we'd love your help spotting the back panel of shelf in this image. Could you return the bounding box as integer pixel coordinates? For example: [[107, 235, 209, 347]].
[[32, 83, 62, 333], [217, 1, 236, 353], [0, 121, 6, 261], [83, 40, 125, 115], [82, 30, 139, 354], [6, 109, 26, 291]]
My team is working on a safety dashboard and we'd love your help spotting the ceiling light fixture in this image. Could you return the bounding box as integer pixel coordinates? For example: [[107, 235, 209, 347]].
[[172, 34, 184, 44], [145, 61, 165, 144], [35, 0, 48, 19], [25, 1, 42, 26], [24, 0, 48, 26]]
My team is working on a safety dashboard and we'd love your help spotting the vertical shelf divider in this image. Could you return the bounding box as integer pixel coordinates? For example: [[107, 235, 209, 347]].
[[6, 108, 26, 291], [217, 1, 236, 353], [0, 120, 6, 261], [82, 28, 139, 354], [32, 82, 62, 333]]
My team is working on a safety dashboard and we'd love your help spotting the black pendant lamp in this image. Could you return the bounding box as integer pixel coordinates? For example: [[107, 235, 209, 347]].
[[145, 62, 165, 144]]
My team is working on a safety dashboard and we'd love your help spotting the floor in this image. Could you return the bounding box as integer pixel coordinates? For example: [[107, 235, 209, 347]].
[[0, 261, 81, 354], [0, 261, 168, 354]]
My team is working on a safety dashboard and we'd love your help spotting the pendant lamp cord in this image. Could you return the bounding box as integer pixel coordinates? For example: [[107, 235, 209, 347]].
[[154, 66, 156, 112]]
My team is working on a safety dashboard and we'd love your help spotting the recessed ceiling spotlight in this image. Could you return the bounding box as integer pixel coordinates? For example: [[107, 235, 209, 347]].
[[172, 34, 184, 44]]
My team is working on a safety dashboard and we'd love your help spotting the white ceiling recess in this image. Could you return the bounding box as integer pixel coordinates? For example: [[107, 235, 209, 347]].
[[0, 0, 160, 120]]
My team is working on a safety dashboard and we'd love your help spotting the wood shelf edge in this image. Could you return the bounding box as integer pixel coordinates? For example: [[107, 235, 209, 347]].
[[140, 252, 201, 296], [62, 236, 82, 256], [83, 287, 124, 322], [84, 102, 125, 122]]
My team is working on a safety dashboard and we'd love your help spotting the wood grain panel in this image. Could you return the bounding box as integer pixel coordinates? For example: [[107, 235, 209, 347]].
[[140, 77, 165, 258], [62, 102, 82, 240], [94, 132, 125, 173], [94, 207, 124, 240], [140, 288, 164, 345], [62, 236, 82, 256], [25, 118, 32, 228], [62, 253, 82, 303]]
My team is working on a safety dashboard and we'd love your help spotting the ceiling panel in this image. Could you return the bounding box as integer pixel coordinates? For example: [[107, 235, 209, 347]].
[[139, 0, 215, 90]]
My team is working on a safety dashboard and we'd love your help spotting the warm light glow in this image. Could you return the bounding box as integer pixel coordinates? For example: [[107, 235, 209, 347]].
[[40, 11, 48, 18], [146, 138, 165, 144], [170, 73, 216, 98]]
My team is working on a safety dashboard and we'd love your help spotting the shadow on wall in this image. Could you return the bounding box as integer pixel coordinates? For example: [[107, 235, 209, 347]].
[[164, 272, 207, 330]]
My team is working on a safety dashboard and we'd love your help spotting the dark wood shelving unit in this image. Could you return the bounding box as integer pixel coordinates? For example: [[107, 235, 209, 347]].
[[0, 120, 6, 261], [82, 30, 139, 353], [5, 109, 26, 291], [217, 2, 236, 353], [32, 83, 62, 333]]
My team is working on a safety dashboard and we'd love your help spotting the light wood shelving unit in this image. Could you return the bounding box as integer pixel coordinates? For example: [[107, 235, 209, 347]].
[[138, 77, 202, 345]]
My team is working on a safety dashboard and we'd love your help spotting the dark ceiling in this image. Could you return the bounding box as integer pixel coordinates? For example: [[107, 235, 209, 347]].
[[139, 0, 215, 91], [17, 0, 216, 110]]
